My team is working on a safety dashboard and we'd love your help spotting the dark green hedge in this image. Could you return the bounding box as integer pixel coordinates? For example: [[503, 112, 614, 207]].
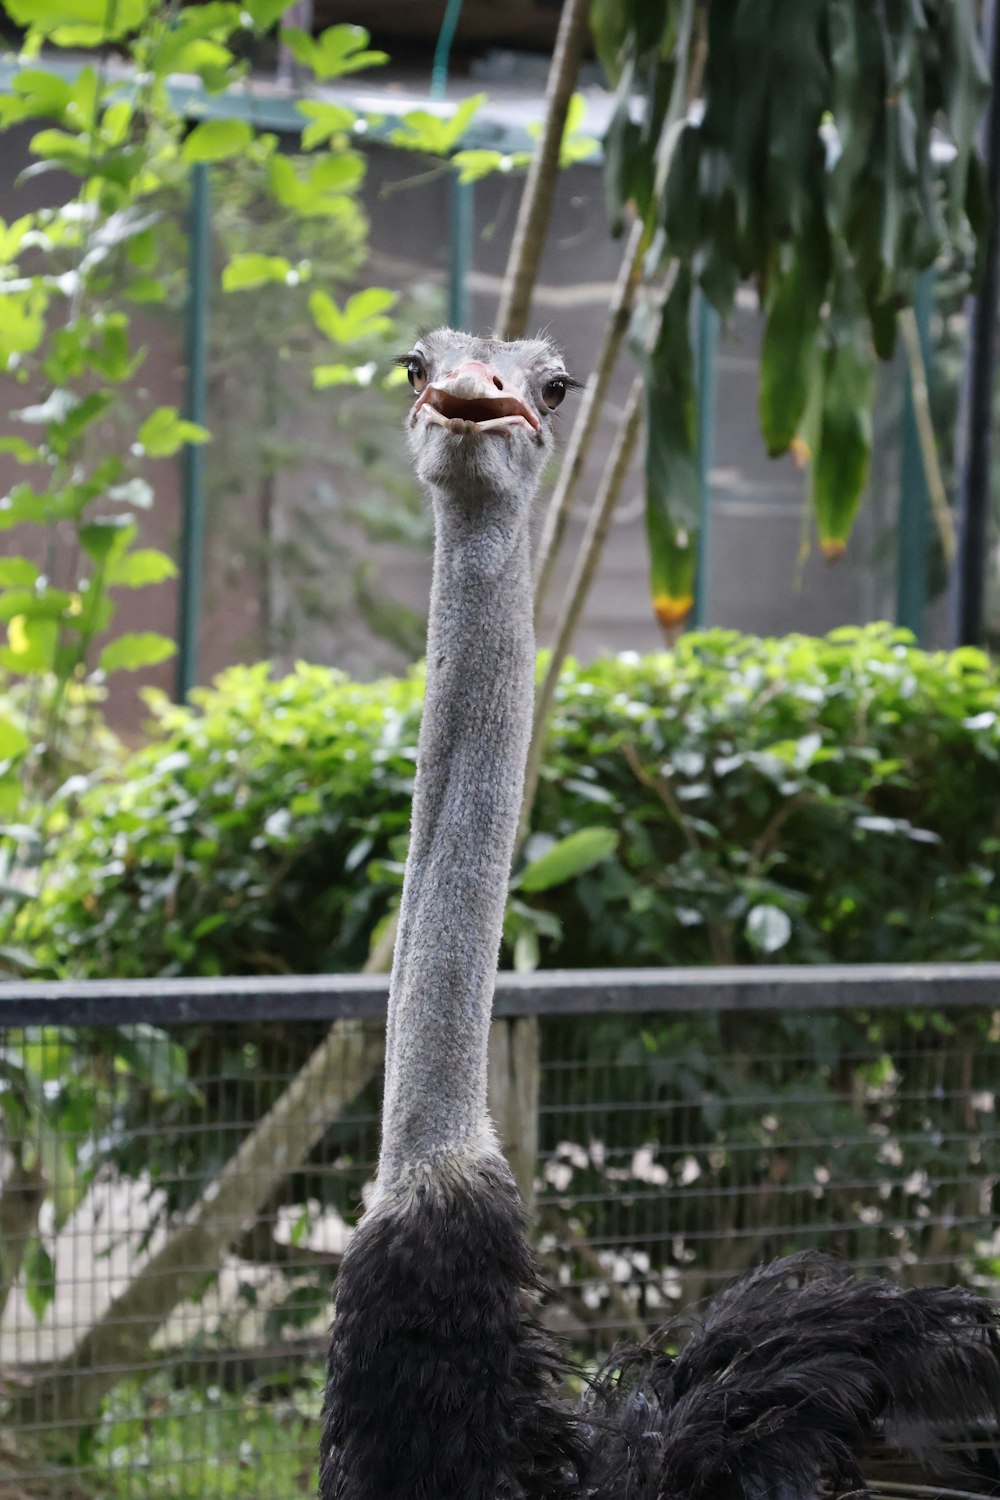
[[21, 625, 1000, 977]]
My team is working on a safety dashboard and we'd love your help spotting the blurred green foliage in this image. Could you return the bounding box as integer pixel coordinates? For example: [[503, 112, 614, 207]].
[[3, 624, 997, 1368], [18, 623, 999, 977]]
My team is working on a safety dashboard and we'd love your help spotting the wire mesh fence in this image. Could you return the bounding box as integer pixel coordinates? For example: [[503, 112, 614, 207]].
[[0, 976, 997, 1498]]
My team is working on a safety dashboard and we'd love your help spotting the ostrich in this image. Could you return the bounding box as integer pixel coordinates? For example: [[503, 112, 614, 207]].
[[320, 329, 1000, 1500]]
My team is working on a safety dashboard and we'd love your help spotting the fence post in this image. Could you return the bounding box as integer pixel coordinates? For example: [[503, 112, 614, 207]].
[[488, 1016, 540, 1214]]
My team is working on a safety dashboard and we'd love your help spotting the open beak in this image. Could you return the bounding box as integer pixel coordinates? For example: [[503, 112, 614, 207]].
[[412, 361, 539, 436]]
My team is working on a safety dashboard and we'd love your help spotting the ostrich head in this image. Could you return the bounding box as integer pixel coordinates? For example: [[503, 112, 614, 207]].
[[398, 328, 576, 504]]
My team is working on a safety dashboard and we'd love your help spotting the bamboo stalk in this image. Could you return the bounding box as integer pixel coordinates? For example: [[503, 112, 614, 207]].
[[533, 219, 645, 625], [494, 0, 592, 339], [898, 305, 957, 561], [518, 377, 644, 847]]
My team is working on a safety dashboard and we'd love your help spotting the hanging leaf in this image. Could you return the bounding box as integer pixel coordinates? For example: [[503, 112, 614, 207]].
[[935, 0, 991, 233], [639, 269, 700, 626], [811, 313, 875, 559], [759, 222, 830, 455], [648, 516, 697, 630]]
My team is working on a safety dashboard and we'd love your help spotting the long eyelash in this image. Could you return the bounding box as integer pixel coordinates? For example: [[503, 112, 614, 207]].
[[392, 353, 417, 369], [561, 373, 583, 390]]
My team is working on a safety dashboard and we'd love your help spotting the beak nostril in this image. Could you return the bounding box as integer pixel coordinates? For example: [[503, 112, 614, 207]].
[[493, 375, 503, 390]]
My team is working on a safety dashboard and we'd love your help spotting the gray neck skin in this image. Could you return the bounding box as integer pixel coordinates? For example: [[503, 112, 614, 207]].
[[377, 484, 535, 1189]]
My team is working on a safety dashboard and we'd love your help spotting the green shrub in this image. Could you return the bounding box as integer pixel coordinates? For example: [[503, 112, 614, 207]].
[[20, 624, 1000, 978]]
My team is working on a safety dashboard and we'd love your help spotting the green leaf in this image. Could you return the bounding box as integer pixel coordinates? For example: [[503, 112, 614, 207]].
[[126, 277, 165, 303], [759, 229, 829, 455], [0, 721, 31, 761], [245, 0, 293, 28], [0, 289, 47, 369], [391, 94, 485, 157], [6, 0, 153, 44], [23, 1236, 54, 1323], [222, 253, 293, 291], [267, 151, 365, 216], [309, 287, 395, 346], [0, 558, 40, 588], [114, 1022, 189, 1093], [452, 149, 529, 184], [107, 548, 177, 587], [811, 311, 875, 558], [0, 73, 71, 129], [639, 269, 699, 627], [0, 436, 43, 464], [527, 92, 599, 166], [80, 515, 134, 562], [1, 615, 58, 673], [279, 24, 388, 80], [182, 118, 253, 162], [520, 826, 618, 892], [136, 407, 210, 458], [313, 362, 376, 389], [99, 632, 176, 674], [0, 586, 72, 621], [297, 100, 356, 150], [513, 927, 540, 973]]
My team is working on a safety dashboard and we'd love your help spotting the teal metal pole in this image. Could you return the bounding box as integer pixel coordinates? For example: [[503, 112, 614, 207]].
[[896, 270, 934, 641], [431, 0, 464, 97], [176, 162, 210, 702], [693, 292, 719, 628], [429, 0, 472, 329], [449, 177, 473, 329]]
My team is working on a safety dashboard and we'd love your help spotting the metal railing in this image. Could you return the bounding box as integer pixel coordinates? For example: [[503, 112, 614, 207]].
[[0, 963, 997, 1498]]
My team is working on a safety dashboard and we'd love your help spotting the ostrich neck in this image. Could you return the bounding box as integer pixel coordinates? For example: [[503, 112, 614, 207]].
[[377, 490, 535, 1189]]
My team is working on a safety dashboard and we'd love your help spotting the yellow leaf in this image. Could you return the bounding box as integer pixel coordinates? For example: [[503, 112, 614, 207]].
[[652, 593, 694, 628]]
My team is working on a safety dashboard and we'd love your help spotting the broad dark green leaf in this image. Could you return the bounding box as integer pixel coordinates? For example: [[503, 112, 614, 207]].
[[811, 314, 875, 558], [759, 226, 829, 455]]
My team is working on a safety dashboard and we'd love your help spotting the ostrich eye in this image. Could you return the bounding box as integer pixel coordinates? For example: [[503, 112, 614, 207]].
[[406, 355, 428, 394], [541, 377, 567, 410]]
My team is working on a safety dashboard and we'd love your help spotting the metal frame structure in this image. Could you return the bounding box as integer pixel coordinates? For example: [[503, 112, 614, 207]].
[[2, 961, 998, 1026]]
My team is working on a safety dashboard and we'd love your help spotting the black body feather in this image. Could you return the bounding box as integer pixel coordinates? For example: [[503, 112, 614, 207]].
[[587, 1253, 1000, 1500], [322, 1176, 1000, 1500], [319, 1158, 587, 1500]]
